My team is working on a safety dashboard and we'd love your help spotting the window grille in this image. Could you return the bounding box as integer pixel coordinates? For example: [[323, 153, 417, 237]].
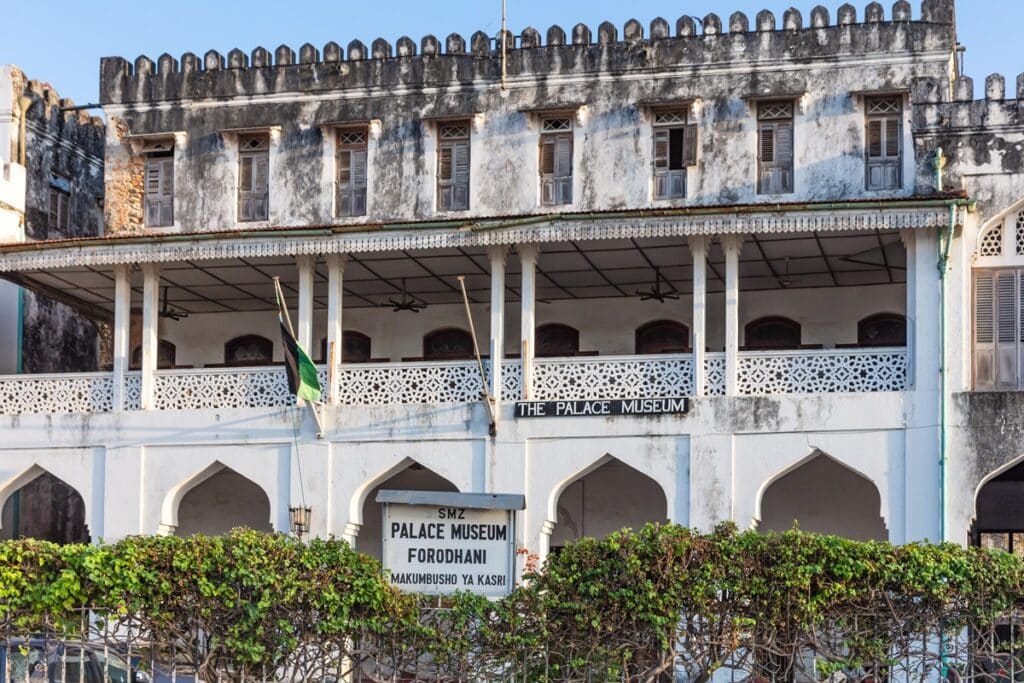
[[757, 102, 794, 194], [1017, 211, 1024, 256], [437, 123, 470, 211], [540, 118, 573, 205], [336, 128, 368, 217], [144, 153, 174, 227], [238, 135, 269, 222], [865, 97, 902, 191], [652, 108, 697, 200], [979, 224, 1004, 257]]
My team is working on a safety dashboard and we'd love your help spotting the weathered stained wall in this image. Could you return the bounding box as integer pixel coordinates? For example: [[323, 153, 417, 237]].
[[98, 1, 957, 234], [4, 67, 106, 373]]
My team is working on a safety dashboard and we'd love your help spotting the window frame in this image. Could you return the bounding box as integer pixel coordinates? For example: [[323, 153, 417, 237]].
[[973, 268, 1024, 391], [144, 151, 175, 227], [743, 316, 802, 351], [224, 334, 274, 366], [756, 101, 795, 195], [237, 134, 270, 223], [864, 96, 903, 191], [539, 117, 574, 206], [335, 128, 369, 218], [635, 319, 691, 355], [436, 122, 471, 212], [48, 172, 72, 233], [652, 109, 697, 200]]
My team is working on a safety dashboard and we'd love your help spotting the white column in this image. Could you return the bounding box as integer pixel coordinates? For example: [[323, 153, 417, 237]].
[[296, 255, 315, 355], [111, 264, 131, 412], [722, 236, 743, 396], [519, 245, 539, 400], [689, 237, 707, 397], [489, 246, 507, 404], [140, 263, 161, 410], [325, 253, 347, 405], [902, 230, 917, 388]]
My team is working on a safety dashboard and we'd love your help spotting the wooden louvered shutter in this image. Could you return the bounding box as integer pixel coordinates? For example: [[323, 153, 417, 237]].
[[555, 134, 572, 204], [653, 130, 669, 198], [975, 272, 996, 389], [48, 190, 59, 229], [337, 150, 352, 188], [996, 271, 1019, 388], [540, 137, 556, 205], [885, 118, 900, 158], [452, 140, 470, 210], [867, 120, 883, 158], [759, 122, 794, 194], [252, 154, 269, 220], [682, 123, 698, 166], [351, 149, 367, 215]]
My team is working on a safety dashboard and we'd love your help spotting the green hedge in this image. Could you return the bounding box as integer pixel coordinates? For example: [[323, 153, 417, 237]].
[[1, 525, 1022, 681]]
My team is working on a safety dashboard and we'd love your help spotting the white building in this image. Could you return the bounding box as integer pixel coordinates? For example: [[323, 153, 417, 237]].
[[0, 0, 1022, 568]]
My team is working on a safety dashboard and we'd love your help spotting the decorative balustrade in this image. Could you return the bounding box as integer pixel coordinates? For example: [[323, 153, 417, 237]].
[[532, 354, 694, 400], [736, 347, 908, 395], [0, 348, 909, 415], [0, 372, 115, 414]]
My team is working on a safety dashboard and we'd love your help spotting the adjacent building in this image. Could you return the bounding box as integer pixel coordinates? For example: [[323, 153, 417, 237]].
[[0, 0, 1021, 564]]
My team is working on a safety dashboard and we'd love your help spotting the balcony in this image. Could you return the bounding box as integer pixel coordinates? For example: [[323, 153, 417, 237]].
[[0, 347, 909, 415]]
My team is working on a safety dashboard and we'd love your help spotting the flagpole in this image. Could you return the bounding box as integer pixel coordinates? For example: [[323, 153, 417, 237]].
[[274, 276, 326, 439], [458, 276, 497, 437]]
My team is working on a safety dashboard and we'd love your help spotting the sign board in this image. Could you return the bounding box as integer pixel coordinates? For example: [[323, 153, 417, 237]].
[[377, 491, 523, 597], [515, 397, 689, 419]]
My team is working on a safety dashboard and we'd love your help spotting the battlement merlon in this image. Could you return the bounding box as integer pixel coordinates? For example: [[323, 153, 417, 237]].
[[98, 0, 958, 107]]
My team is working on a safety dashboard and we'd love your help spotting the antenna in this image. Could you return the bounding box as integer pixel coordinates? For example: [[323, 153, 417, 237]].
[[501, 0, 508, 91]]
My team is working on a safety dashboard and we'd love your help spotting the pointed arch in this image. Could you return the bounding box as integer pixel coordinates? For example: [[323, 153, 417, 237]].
[[755, 450, 887, 541], [547, 455, 669, 546], [161, 461, 272, 535], [0, 465, 90, 543], [972, 451, 1024, 522]]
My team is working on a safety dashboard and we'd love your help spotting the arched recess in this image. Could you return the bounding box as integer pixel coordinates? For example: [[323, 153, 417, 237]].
[[0, 466, 90, 544], [635, 319, 690, 354], [224, 334, 274, 365], [162, 462, 273, 536], [744, 316, 802, 350], [536, 323, 580, 357], [548, 455, 668, 551], [353, 460, 459, 560], [755, 451, 887, 541], [423, 328, 474, 360], [972, 456, 1024, 554]]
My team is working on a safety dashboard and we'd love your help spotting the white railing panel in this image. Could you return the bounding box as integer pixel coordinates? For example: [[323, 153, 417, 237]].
[[0, 372, 114, 414], [152, 367, 293, 410], [532, 354, 695, 400], [336, 360, 487, 406], [736, 347, 908, 395], [705, 354, 726, 396]]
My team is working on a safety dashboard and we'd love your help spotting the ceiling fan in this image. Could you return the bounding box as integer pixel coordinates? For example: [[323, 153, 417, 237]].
[[636, 268, 679, 303], [159, 286, 189, 321], [389, 279, 426, 313]]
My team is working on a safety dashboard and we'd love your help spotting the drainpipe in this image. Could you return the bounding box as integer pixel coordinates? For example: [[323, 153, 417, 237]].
[[934, 148, 950, 545]]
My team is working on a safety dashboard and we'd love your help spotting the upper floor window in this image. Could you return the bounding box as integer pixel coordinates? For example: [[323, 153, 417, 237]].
[[225, 334, 273, 365], [238, 135, 269, 222], [336, 129, 368, 218], [536, 324, 580, 358], [540, 117, 573, 206], [757, 102, 794, 195], [320, 330, 373, 364], [652, 110, 696, 200], [865, 97, 902, 191], [635, 320, 690, 355], [973, 269, 1024, 391], [858, 313, 906, 347], [744, 316, 801, 350], [423, 328, 475, 361], [144, 152, 174, 227], [130, 340, 177, 370], [437, 122, 471, 212], [48, 172, 71, 232]]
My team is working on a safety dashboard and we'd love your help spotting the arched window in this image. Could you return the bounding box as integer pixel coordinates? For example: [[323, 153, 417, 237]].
[[423, 328, 474, 361], [973, 207, 1024, 390], [857, 313, 906, 347], [320, 331, 373, 363], [224, 335, 273, 365], [536, 324, 580, 358], [635, 320, 690, 355], [130, 340, 177, 370], [744, 317, 801, 351]]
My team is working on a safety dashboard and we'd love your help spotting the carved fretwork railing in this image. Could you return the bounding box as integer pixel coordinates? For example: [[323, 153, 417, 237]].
[[0, 349, 908, 415]]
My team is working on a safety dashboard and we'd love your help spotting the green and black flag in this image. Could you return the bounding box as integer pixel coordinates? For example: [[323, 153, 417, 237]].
[[274, 278, 321, 403]]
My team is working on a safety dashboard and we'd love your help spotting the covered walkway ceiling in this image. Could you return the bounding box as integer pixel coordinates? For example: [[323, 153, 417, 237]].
[[6, 229, 905, 315]]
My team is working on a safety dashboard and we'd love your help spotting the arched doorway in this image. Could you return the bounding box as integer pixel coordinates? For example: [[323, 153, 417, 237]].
[[550, 458, 667, 551], [356, 463, 458, 560], [974, 460, 1024, 555], [175, 467, 273, 536], [0, 470, 89, 544], [758, 453, 887, 541]]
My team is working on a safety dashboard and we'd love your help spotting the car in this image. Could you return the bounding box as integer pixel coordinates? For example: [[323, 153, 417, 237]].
[[0, 638, 150, 683]]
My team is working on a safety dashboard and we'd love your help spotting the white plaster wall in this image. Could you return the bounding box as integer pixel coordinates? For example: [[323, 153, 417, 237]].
[[158, 283, 905, 367], [0, 282, 19, 374]]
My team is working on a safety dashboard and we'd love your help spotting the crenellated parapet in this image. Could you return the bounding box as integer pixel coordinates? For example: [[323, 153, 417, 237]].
[[11, 67, 105, 157], [915, 73, 1024, 131], [100, 0, 956, 106]]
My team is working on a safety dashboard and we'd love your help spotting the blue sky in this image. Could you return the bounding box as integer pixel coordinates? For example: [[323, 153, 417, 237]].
[[1, 1, 1019, 108]]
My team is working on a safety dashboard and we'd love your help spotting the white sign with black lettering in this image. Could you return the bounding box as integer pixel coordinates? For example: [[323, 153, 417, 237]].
[[382, 502, 516, 597]]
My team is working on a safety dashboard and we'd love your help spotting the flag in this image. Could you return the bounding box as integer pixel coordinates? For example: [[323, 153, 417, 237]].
[[275, 282, 321, 403]]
